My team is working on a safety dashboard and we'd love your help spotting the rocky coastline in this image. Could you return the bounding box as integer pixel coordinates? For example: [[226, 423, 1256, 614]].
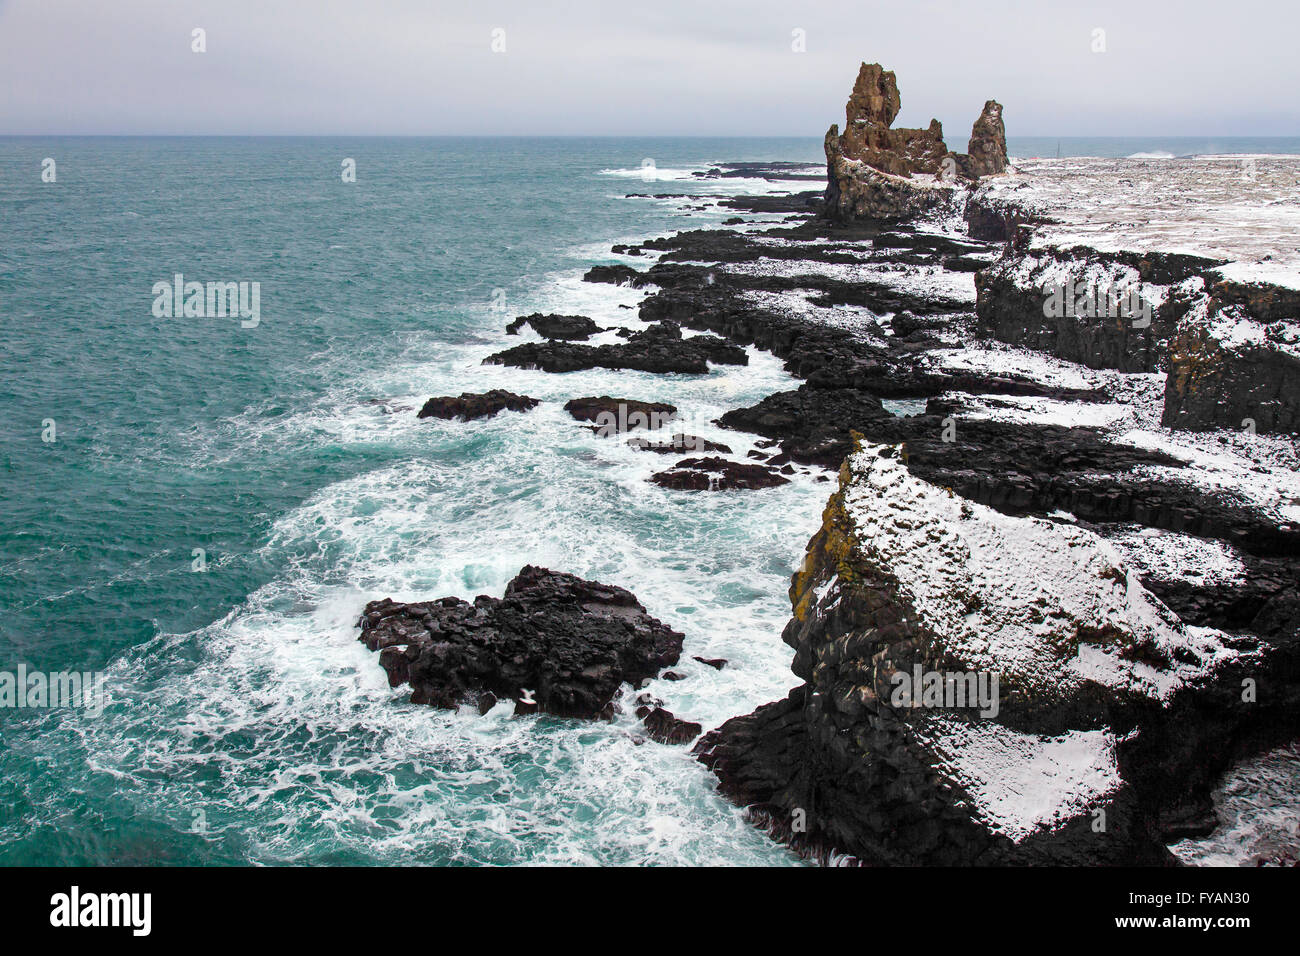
[[359, 63, 1299, 865]]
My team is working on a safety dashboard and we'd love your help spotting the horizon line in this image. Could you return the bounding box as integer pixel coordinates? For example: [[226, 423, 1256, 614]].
[[1, 132, 1298, 140]]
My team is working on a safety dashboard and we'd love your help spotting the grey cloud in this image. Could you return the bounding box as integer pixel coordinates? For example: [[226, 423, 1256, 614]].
[[0, 0, 1294, 135]]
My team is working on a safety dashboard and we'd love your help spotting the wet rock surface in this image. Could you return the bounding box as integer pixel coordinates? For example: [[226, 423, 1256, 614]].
[[358, 565, 684, 720], [628, 434, 732, 455], [505, 313, 602, 340], [650, 456, 791, 491], [486, 319, 746, 374], [638, 706, 703, 745], [417, 390, 540, 421], [564, 396, 677, 432]]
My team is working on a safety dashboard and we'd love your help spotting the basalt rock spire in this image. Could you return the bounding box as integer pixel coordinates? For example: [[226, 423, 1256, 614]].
[[823, 62, 1008, 221], [964, 99, 1009, 177]]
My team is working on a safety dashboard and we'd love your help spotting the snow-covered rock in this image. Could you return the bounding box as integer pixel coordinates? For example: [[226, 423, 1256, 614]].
[[969, 156, 1300, 434], [697, 439, 1298, 865]]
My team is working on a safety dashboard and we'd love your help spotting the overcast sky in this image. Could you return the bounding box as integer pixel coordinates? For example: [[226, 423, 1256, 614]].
[[1, 0, 1295, 137]]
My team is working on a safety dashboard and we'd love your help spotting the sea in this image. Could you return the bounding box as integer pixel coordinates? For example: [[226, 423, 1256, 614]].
[[1, 135, 1296, 865]]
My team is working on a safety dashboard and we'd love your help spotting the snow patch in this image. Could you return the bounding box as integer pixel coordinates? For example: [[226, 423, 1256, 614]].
[[839, 445, 1236, 702], [916, 717, 1121, 843]]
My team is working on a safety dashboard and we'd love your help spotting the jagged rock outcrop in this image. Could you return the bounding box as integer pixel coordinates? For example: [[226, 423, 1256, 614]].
[[486, 320, 747, 375], [1163, 277, 1300, 433], [650, 456, 791, 491], [564, 396, 677, 433], [824, 126, 957, 222], [628, 434, 732, 455], [822, 63, 1007, 222], [961, 100, 1008, 178], [836, 63, 948, 178], [505, 313, 601, 340], [638, 706, 703, 745], [358, 565, 684, 720], [974, 252, 1179, 373], [417, 390, 540, 421], [696, 442, 1300, 864], [583, 264, 650, 287]]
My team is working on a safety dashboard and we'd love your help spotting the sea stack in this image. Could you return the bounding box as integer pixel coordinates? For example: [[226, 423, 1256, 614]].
[[823, 62, 1008, 221], [963, 100, 1009, 177]]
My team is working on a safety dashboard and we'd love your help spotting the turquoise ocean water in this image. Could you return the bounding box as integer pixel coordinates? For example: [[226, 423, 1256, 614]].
[[1, 136, 1295, 865]]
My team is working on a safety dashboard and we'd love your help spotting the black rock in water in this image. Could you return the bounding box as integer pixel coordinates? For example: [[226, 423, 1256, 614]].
[[628, 434, 732, 455], [358, 565, 684, 720], [417, 390, 540, 421], [583, 264, 650, 287], [505, 313, 602, 340], [651, 456, 791, 491], [564, 396, 677, 432], [638, 706, 703, 745], [486, 320, 747, 375]]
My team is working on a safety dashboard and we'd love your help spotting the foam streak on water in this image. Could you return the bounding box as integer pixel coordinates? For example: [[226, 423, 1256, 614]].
[[0, 138, 830, 865]]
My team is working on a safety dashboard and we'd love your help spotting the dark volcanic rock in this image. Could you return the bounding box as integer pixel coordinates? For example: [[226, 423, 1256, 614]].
[[486, 321, 746, 375], [583, 264, 651, 287], [651, 456, 791, 490], [721, 191, 825, 214], [961, 100, 1008, 178], [718, 387, 895, 466], [1143, 555, 1300, 642], [505, 313, 601, 340], [638, 706, 704, 745], [974, 255, 1180, 373], [358, 565, 684, 720], [417, 390, 540, 421], [717, 381, 1101, 467], [692, 161, 825, 183], [975, 247, 1300, 432], [564, 396, 677, 434], [718, 386, 1300, 563], [695, 444, 1300, 865], [628, 434, 732, 455], [1162, 293, 1300, 434]]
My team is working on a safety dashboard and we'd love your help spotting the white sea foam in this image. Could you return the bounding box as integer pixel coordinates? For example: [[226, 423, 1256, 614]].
[[598, 166, 708, 182], [47, 248, 832, 866], [1170, 743, 1300, 866]]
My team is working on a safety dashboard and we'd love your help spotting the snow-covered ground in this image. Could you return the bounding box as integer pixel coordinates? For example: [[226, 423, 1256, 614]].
[[976, 155, 1300, 287], [838, 446, 1237, 704], [915, 717, 1121, 843], [721, 254, 978, 305], [925, 341, 1300, 525]]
